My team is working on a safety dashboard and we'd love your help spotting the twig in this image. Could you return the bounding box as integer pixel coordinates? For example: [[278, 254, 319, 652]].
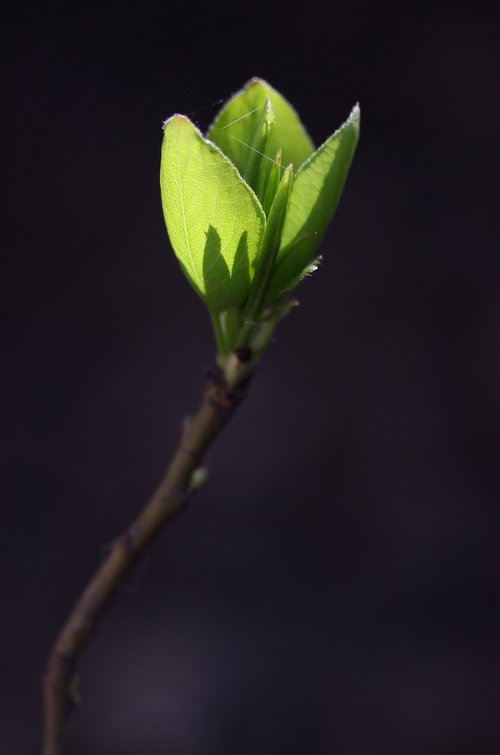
[[41, 367, 248, 755]]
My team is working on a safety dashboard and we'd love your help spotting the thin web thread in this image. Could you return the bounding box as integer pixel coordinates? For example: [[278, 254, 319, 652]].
[[212, 104, 284, 171], [185, 98, 285, 171], [218, 105, 264, 130], [185, 97, 225, 120], [213, 130, 284, 170]]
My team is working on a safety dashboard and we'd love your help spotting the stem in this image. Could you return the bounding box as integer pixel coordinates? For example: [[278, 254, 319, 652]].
[[209, 310, 227, 357], [41, 367, 249, 755]]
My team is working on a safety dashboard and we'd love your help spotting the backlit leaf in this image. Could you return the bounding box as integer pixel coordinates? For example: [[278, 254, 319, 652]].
[[244, 164, 294, 320], [160, 115, 265, 311], [207, 78, 314, 198], [268, 105, 360, 298]]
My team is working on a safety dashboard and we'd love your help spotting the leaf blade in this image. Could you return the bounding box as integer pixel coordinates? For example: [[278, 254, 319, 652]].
[[207, 78, 314, 196], [269, 105, 360, 297], [160, 115, 265, 311], [244, 163, 294, 322]]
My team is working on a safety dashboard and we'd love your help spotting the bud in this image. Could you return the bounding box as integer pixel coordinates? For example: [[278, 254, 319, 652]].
[[160, 78, 359, 378]]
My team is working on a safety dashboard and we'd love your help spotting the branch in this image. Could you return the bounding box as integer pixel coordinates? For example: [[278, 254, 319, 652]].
[[41, 368, 248, 755]]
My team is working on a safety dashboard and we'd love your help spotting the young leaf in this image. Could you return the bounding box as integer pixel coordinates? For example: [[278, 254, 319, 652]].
[[268, 105, 360, 298], [160, 115, 266, 312], [260, 149, 283, 216], [239, 98, 276, 194], [243, 163, 294, 323], [207, 78, 314, 194]]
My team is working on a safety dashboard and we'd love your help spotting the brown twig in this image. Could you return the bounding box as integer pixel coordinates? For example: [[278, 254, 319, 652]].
[[42, 368, 248, 755]]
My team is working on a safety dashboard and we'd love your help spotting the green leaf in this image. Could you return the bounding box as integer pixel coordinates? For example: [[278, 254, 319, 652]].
[[268, 105, 360, 298], [160, 115, 266, 312], [236, 97, 275, 194], [261, 149, 282, 217], [207, 78, 314, 196], [243, 164, 294, 323]]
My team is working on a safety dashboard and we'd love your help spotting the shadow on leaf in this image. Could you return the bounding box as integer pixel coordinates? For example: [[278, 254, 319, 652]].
[[203, 226, 250, 311]]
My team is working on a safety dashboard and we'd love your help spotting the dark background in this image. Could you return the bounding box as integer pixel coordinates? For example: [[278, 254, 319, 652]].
[[2, 2, 499, 753]]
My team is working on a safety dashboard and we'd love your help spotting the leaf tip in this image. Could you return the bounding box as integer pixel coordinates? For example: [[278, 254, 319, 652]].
[[162, 113, 191, 131], [350, 103, 361, 125], [244, 76, 274, 95], [245, 75, 266, 88]]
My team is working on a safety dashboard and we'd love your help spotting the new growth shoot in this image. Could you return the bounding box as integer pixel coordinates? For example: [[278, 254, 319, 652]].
[[160, 78, 360, 385]]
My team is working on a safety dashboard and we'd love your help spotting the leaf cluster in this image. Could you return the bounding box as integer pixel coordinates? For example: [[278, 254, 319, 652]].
[[160, 78, 359, 379]]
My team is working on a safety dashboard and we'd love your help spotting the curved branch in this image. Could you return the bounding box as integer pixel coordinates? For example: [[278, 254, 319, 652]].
[[42, 368, 248, 755]]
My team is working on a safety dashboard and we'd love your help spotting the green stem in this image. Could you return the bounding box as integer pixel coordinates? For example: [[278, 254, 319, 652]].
[[209, 310, 228, 358]]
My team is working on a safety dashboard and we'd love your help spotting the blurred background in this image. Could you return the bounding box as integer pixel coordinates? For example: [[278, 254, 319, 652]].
[[2, 2, 499, 753]]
